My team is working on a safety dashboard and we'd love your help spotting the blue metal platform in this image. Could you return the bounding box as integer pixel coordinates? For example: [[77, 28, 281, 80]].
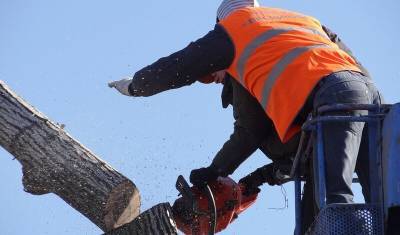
[[293, 103, 400, 235]]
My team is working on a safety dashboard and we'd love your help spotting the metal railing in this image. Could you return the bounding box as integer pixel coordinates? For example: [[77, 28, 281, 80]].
[[292, 104, 392, 235]]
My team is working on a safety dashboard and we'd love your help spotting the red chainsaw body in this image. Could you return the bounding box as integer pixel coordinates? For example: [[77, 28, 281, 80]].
[[172, 177, 258, 235]]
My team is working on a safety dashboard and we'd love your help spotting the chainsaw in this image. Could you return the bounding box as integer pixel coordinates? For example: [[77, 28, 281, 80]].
[[171, 175, 258, 235]]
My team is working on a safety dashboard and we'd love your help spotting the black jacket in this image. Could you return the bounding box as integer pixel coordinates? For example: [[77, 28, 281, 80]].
[[128, 23, 369, 176], [128, 25, 234, 97], [210, 76, 300, 176]]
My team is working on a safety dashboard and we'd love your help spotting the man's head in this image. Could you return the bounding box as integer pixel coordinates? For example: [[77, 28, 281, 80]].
[[217, 0, 260, 21]]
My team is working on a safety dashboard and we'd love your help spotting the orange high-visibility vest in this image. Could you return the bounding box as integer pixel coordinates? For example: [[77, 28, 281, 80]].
[[219, 7, 361, 142]]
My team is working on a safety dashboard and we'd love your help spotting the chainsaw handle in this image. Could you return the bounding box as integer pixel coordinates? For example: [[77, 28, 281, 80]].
[[175, 175, 217, 235], [176, 175, 197, 213]]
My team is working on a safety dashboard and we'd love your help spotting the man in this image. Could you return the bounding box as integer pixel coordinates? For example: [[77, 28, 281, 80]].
[[110, 0, 382, 231]]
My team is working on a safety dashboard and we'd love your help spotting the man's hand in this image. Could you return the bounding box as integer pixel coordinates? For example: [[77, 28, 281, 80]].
[[239, 164, 276, 196], [239, 172, 263, 196], [211, 70, 226, 84], [108, 77, 133, 96], [189, 166, 219, 188]]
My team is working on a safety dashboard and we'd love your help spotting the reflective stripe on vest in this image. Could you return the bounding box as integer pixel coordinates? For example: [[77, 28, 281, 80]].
[[237, 26, 330, 83], [260, 43, 331, 109]]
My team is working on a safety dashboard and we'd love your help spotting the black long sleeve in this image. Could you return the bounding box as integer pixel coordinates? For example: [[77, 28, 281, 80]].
[[210, 77, 274, 176], [128, 24, 234, 97]]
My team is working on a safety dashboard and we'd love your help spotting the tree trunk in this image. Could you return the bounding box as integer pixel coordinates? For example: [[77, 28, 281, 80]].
[[105, 203, 178, 235], [0, 81, 140, 232]]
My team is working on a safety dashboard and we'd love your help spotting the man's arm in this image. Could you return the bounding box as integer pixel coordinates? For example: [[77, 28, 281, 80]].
[[128, 25, 234, 97], [190, 77, 273, 186], [210, 77, 273, 176], [210, 121, 262, 176]]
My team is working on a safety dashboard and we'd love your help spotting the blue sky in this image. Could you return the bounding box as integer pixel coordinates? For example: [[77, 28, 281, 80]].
[[0, 0, 399, 234]]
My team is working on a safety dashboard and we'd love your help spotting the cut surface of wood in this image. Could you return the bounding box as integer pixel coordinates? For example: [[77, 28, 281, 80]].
[[105, 203, 178, 235]]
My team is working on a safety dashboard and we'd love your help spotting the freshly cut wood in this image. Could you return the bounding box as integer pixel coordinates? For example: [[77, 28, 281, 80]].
[[0, 81, 140, 232], [105, 203, 178, 235]]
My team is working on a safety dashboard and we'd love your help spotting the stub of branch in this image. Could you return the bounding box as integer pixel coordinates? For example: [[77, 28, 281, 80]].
[[22, 166, 52, 195]]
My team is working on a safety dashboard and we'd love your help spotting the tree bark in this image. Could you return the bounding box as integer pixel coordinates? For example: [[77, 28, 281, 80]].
[[105, 203, 178, 235], [0, 81, 141, 232]]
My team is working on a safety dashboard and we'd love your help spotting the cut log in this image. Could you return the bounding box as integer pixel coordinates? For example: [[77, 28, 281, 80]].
[[0, 81, 140, 232], [105, 203, 178, 235]]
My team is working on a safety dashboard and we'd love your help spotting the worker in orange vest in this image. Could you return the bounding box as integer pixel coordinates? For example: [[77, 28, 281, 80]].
[[109, 0, 383, 232]]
